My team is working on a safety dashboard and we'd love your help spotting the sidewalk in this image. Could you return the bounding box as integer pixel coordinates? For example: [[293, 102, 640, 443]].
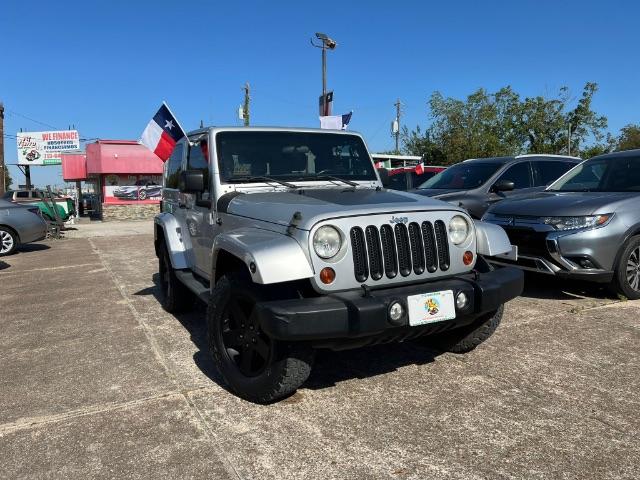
[[62, 219, 154, 239]]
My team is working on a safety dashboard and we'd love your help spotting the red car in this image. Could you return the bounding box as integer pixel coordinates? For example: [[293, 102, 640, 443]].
[[383, 164, 446, 191]]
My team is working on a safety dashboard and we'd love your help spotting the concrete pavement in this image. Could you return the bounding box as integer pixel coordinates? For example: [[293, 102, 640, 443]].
[[0, 225, 638, 479]]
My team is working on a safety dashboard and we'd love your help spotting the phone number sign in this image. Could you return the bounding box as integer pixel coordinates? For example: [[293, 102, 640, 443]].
[[17, 130, 80, 166]]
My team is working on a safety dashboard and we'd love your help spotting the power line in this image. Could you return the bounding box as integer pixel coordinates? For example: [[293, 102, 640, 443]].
[[7, 109, 60, 130]]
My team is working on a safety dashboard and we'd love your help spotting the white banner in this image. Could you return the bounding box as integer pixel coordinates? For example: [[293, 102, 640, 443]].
[[17, 130, 80, 166]]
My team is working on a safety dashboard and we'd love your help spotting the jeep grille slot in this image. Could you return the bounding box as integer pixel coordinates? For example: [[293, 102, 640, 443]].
[[434, 220, 450, 271], [350, 227, 369, 282], [408, 222, 425, 275], [365, 226, 384, 280], [379, 224, 398, 278], [421, 221, 438, 273], [394, 223, 412, 277]]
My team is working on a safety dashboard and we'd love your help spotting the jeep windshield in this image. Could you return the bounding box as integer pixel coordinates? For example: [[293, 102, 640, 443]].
[[216, 131, 377, 183], [547, 155, 640, 192], [417, 162, 502, 190]]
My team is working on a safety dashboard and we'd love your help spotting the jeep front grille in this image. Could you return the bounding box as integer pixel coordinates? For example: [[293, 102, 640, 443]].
[[350, 221, 450, 282]]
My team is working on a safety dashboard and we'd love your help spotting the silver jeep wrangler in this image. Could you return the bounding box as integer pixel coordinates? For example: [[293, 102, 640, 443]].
[[154, 127, 523, 403]]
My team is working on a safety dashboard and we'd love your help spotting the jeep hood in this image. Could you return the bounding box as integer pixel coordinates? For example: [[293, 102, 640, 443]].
[[488, 191, 638, 217], [222, 187, 462, 230]]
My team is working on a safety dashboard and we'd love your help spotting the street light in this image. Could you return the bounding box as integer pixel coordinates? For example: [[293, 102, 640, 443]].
[[311, 32, 337, 116]]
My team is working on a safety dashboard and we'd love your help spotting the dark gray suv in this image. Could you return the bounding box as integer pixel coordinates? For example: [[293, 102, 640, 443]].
[[483, 149, 640, 299], [412, 155, 580, 219]]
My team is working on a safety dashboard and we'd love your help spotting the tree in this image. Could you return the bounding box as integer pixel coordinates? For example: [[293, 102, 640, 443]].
[[403, 83, 609, 163], [426, 87, 522, 163], [616, 124, 640, 151], [400, 125, 445, 165], [566, 82, 608, 154]]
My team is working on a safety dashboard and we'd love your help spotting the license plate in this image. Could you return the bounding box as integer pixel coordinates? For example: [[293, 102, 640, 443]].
[[407, 290, 456, 326]]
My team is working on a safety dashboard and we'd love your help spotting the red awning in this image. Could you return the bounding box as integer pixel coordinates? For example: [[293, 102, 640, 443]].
[[61, 153, 88, 181], [86, 140, 163, 175]]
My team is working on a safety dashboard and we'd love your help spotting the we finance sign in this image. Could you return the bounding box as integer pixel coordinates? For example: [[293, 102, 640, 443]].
[[17, 130, 80, 165]]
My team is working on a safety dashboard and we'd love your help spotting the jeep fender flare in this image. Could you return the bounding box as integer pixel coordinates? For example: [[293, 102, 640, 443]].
[[154, 213, 189, 269], [474, 220, 513, 257], [212, 228, 314, 284]]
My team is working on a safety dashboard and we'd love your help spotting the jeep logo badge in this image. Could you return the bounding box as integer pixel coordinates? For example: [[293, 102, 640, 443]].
[[390, 216, 408, 225]]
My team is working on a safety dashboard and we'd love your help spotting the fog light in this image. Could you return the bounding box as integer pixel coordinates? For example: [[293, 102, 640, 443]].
[[319, 267, 336, 284], [456, 292, 469, 310], [463, 251, 474, 265], [389, 301, 404, 322]]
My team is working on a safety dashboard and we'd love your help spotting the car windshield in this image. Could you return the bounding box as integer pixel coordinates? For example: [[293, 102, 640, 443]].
[[215, 131, 377, 183], [547, 155, 640, 192], [417, 162, 502, 190]]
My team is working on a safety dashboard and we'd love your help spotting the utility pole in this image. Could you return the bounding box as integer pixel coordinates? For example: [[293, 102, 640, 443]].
[[242, 82, 250, 126], [311, 33, 337, 116], [567, 123, 571, 156], [393, 98, 402, 154], [0, 102, 5, 196]]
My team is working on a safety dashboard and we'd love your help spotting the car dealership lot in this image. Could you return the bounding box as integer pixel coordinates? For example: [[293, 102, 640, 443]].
[[0, 225, 638, 479]]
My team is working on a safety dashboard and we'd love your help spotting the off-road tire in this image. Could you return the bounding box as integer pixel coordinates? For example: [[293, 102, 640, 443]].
[[0, 226, 18, 257], [158, 241, 192, 313], [437, 305, 504, 354], [611, 235, 640, 300], [208, 272, 314, 403]]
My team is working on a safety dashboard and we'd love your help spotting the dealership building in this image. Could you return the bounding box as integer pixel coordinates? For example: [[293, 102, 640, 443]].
[[62, 140, 163, 221]]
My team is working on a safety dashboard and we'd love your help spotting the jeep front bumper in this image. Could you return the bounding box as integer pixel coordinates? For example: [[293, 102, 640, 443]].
[[256, 267, 523, 349]]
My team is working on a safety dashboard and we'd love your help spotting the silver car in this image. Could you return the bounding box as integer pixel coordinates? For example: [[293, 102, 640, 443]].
[[0, 199, 48, 256], [483, 149, 640, 299]]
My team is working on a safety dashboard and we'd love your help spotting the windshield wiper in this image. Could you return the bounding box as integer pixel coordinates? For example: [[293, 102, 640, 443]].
[[304, 174, 359, 187], [227, 175, 296, 188]]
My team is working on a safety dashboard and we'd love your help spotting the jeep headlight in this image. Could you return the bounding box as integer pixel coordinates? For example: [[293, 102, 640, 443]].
[[313, 225, 342, 259], [543, 214, 612, 231], [448, 215, 470, 245]]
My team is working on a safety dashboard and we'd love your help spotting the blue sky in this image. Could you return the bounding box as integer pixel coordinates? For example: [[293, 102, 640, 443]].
[[1, 0, 638, 188]]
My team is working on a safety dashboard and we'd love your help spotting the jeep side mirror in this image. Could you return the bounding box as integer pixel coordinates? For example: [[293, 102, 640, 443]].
[[377, 168, 390, 188], [492, 179, 515, 192], [179, 170, 205, 193]]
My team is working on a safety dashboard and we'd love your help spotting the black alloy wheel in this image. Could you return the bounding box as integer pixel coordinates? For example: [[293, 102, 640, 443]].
[[219, 290, 273, 377]]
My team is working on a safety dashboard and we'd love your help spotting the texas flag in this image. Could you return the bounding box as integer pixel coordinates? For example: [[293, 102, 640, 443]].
[[319, 111, 353, 130], [140, 102, 187, 161]]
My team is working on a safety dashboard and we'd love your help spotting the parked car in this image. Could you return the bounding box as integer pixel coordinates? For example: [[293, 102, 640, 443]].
[[113, 180, 162, 200], [384, 165, 446, 191], [483, 149, 640, 299], [0, 199, 48, 256], [412, 155, 581, 219], [154, 126, 523, 403], [2, 189, 74, 221]]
